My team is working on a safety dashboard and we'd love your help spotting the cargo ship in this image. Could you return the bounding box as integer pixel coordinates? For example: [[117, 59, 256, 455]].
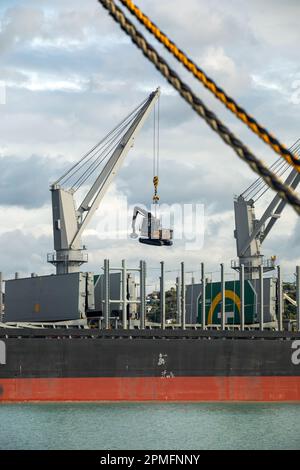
[[1, 329, 300, 402], [0, 90, 300, 402]]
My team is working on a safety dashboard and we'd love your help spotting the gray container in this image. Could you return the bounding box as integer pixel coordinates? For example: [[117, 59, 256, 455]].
[[5, 272, 94, 322]]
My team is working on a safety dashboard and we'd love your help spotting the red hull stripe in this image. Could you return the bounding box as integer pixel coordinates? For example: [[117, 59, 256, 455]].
[[1, 376, 300, 402]]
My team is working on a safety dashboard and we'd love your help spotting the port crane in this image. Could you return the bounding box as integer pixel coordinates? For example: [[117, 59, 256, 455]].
[[233, 138, 300, 280], [48, 88, 161, 274]]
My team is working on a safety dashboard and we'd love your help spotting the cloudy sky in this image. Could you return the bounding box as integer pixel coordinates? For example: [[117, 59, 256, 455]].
[[0, 0, 299, 287]]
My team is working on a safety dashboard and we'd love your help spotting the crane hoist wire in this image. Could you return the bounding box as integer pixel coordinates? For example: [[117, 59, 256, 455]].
[[242, 139, 300, 201], [152, 97, 160, 209], [57, 99, 147, 190], [243, 139, 300, 199], [53, 95, 148, 191], [253, 162, 290, 202], [54, 98, 146, 186], [118, 0, 300, 174], [254, 143, 300, 202], [242, 158, 288, 200], [68, 125, 125, 190], [244, 159, 290, 202], [98, 0, 300, 216], [71, 117, 133, 191]]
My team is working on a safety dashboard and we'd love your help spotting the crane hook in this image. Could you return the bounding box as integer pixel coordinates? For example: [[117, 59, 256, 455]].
[[153, 175, 159, 203]]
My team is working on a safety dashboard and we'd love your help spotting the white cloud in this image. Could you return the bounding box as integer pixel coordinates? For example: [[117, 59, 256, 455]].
[[0, 204, 51, 237], [5, 70, 89, 92]]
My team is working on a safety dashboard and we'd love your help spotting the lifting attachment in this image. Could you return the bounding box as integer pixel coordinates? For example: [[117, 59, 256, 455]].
[[130, 206, 173, 246]]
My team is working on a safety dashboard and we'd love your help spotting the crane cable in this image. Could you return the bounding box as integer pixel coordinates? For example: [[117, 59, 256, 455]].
[[243, 139, 300, 198], [242, 139, 300, 200], [242, 158, 288, 200], [71, 106, 145, 191], [253, 161, 290, 202], [98, 0, 300, 215], [152, 98, 160, 206], [53, 95, 148, 190], [119, 0, 300, 174], [71, 119, 131, 191], [54, 98, 145, 186]]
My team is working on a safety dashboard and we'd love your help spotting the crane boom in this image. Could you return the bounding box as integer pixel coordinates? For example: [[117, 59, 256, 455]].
[[48, 88, 160, 274]]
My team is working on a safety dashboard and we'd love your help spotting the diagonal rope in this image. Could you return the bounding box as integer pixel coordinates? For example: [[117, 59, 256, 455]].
[[98, 0, 300, 215], [119, 0, 300, 173]]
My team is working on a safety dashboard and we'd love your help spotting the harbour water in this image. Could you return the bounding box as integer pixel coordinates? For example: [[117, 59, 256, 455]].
[[0, 403, 299, 450]]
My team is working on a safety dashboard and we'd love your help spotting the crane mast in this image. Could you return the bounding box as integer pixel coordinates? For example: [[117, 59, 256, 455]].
[[48, 88, 160, 274]]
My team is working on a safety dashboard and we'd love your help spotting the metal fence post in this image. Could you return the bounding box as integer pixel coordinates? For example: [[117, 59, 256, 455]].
[[176, 276, 181, 326], [160, 261, 165, 329], [143, 261, 147, 327], [122, 259, 127, 330], [240, 264, 245, 331], [201, 263, 206, 330], [221, 263, 225, 330], [181, 262, 186, 330], [104, 259, 110, 329], [259, 265, 264, 331], [277, 265, 283, 331], [190, 276, 195, 324], [140, 260, 146, 329]]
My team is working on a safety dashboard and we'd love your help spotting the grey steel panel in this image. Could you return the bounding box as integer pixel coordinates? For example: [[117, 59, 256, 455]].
[[5, 273, 86, 322]]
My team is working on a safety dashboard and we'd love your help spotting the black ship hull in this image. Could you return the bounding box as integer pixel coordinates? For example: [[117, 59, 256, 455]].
[[1, 329, 300, 401]]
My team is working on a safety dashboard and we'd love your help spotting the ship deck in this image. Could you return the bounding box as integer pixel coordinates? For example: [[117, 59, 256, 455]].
[[1, 327, 300, 340]]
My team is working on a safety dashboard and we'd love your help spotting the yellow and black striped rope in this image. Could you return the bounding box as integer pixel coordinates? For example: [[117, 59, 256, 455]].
[[119, 0, 300, 173], [98, 0, 300, 215]]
